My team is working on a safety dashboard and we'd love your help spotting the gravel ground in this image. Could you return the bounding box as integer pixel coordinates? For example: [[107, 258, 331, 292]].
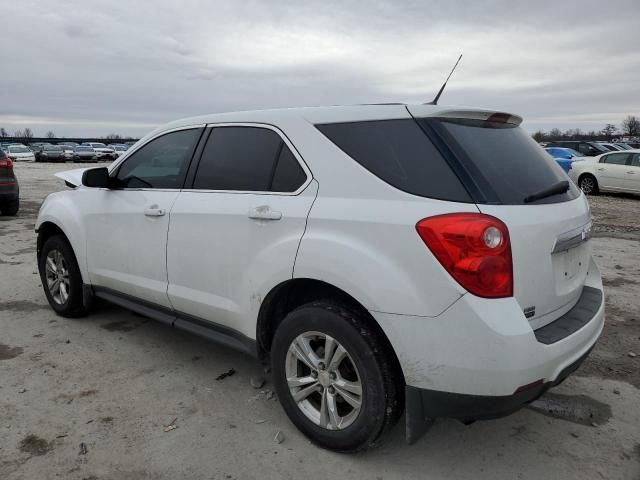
[[1, 162, 639, 480]]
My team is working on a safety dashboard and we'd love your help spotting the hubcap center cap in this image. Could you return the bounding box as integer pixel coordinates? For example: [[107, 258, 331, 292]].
[[318, 371, 331, 387]]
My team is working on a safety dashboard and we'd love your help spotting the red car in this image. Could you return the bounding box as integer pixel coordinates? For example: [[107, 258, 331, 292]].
[[0, 150, 19, 215]]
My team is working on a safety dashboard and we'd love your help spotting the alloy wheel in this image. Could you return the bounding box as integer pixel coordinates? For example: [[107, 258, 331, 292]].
[[580, 177, 594, 194], [45, 249, 70, 305], [285, 331, 363, 430]]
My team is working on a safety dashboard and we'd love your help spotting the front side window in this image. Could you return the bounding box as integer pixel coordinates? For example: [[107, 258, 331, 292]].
[[601, 153, 630, 165], [115, 128, 200, 189], [193, 126, 307, 192]]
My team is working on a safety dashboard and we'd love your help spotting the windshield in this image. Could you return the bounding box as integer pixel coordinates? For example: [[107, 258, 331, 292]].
[[9, 146, 30, 153], [76, 146, 93, 151], [44, 146, 63, 151], [421, 118, 580, 205]]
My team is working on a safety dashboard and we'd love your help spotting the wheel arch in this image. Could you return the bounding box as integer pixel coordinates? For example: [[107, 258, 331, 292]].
[[256, 277, 405, 384]]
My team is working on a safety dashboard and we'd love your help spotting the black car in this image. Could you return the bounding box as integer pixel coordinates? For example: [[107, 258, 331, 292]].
[[0, 150, 19, 216], [35, 145, 66, 162], [72, 146, 98, 162], [544, 141, 608, 157]]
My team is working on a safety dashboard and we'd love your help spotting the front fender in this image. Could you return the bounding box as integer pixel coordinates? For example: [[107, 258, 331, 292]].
[[36, 191, 88, 283]]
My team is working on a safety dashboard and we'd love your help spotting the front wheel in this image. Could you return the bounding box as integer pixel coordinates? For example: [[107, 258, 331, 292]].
[[271, 301, 402, 452], [38, 234, 87, 317], [578, 174, 599, 195]]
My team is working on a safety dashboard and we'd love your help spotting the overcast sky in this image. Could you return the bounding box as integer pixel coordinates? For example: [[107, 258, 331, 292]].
[[3, 0, 639, 137]]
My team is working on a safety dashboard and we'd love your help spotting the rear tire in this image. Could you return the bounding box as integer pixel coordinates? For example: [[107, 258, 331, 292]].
[[578, 174, 599, 195], [1, 199, 19, 216], [271, 300, 402, 452], [38, 234, 87, 317]]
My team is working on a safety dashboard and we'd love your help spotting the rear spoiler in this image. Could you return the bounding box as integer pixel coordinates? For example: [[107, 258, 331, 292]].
[[407, 106, 523, 126]]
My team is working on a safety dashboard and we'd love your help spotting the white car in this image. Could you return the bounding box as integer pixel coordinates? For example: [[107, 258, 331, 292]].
[[35, 104, 604, 451], [569, 150, 640, 195], [82, 142, 116, 160], [6, 145, 35, 162]]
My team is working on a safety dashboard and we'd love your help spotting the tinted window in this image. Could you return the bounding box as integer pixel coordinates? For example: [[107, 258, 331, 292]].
[[193, 127, 283, 191], [271, 145, 307, 192], [631, 154, 640, 167], [424, 118, 579, 205], [115, 128, 199, 189], [601, 153, 630, 165], [316, 119, 471, 202]]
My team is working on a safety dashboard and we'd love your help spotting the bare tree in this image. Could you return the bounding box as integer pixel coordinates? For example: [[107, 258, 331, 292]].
[[46, 130, 56, 139], [23, 128, 34, 139], [0, 127, 7, 138], [621, 115, 640, 137], [14, 130, 23, 138], [601, 123, 617, 140], [549, 128, 562, 140], [532, 130, 546, 142], [105, 133, 123, 140]]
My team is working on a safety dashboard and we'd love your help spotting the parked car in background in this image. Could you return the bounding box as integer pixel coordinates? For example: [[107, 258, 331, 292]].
[[545, 147, 582, 173], [58, 144, 76, 159], [611, 142, 633, 150], [545, 141, 608, 157], [0, 149, 19, 216], [82, 142, 117, 160], [6, 145, 36, 162], [569, 150, 640, 195], [596, 142, 625, 152], [36, 104, 604, 451], [72, 146, 98, 163], [30, 142, 51, 151], [112, 144, 129, 157], [35, 145, 66, 163]]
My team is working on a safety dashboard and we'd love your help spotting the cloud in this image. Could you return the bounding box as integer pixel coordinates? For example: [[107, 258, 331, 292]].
[[1, 0, 639, 136]]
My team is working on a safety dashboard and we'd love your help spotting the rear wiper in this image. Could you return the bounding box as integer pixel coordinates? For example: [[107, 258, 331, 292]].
[[523, 180, 569, 203]]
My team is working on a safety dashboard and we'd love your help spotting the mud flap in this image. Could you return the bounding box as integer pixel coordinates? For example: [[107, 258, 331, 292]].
[[405, 386, 435, 444]]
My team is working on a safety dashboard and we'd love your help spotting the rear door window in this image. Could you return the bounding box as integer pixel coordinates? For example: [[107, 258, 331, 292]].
[[316, 119, 471, 202], [420, 118, 579, 205], [601, 153, 630, 165], [192, 126, 307, 192]]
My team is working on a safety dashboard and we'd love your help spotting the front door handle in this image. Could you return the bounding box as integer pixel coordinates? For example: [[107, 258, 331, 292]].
[[627, 171, 636, 174], [144, 205, 166, 217], [248, 206, 282, 220], [596, 167, 605, 171]]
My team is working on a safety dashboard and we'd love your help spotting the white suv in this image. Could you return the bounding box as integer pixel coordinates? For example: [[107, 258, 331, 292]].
[[36, 104, 604, 451]]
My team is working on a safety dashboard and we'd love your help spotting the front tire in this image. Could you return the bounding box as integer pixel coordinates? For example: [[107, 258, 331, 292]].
[[38, 234, 87, 317], [578, 174, 599, 195], [271, 301, 402, 452], [1, 199, 19, 216]]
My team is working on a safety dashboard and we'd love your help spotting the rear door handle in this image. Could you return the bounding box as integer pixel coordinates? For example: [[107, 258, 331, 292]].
[[248, 206, 282, 220], [627, 171, 636, 174], [144, 205, 166, 217]]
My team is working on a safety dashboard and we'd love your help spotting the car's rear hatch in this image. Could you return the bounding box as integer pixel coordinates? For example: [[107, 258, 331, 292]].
[[408, 106, 592, 327]]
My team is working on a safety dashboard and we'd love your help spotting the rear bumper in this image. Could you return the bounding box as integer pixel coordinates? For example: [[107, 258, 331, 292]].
[[374, 256, 604, 397]]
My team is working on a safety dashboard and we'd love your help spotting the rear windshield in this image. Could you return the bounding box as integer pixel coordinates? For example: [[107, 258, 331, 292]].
[[316, 119, 472, 202], [9, 146, 30, 153], [45, 146, 63, 151], [420, 118, 579, 205]]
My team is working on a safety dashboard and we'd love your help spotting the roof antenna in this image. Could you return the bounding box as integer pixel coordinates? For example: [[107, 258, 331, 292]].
[[426, 54, 463, 105]]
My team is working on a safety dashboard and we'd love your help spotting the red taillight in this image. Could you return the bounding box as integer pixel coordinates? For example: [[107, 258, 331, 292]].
[[486, 112, 512, 123], [416, 213, 513, 298], [0, 158, 13, 169]]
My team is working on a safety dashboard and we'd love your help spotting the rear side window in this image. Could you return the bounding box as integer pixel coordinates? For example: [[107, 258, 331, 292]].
[[422, 118, 579, 205], [601, 153, 630, 165], [316, 119, 471, 202], [193, 126, 307, 192]]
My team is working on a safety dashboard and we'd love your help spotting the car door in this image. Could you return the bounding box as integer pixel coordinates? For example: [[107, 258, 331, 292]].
[[166, 124, 317, 338], [82, 127, 203, 308], [625, 153, 640, 192], [595, 152, 631, 191]]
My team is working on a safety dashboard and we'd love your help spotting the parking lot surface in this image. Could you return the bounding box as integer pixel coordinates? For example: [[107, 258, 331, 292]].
[[1, 162, 639, 480]]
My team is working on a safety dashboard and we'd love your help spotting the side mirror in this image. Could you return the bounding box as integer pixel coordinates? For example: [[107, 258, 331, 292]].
[[82, 167, 111, 188]]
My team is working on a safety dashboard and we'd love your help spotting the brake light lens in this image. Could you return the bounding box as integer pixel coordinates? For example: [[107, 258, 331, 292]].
[[0, 158, 13, 169], [416, 213, 513, 298]]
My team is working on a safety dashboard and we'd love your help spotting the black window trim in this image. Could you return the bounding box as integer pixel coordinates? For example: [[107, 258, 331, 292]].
[[183, 122, 312, 196], [107, 125, 206, 191]]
